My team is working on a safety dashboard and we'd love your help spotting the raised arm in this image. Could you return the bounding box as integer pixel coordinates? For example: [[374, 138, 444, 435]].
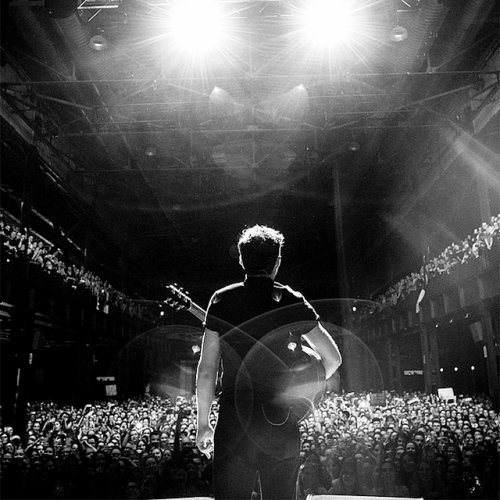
[[303, 322, 342, 379], [195, 328, 221, 458]]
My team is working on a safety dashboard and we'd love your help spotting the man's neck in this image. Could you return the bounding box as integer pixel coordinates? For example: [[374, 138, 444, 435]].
[[246, 273, 272, 279]]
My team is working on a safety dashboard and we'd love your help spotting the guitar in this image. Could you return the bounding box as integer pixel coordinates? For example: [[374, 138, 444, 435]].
[[165, 285, 326, 423], [165, 284, 206, 323]]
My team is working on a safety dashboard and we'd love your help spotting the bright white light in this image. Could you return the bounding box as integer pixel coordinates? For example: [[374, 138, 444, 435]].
[[300, 0, 354, 46], [470, 365, 475, 371], [168, 0, 228, 53], [454, 366, 458, 372], [439, 368, 444, 373]]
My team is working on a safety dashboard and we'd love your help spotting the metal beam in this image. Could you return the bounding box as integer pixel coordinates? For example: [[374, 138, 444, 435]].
[[1, 70, 499, 87]]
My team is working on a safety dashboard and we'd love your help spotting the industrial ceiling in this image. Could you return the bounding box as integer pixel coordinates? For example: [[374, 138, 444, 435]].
[[1, 0, 499, 308]]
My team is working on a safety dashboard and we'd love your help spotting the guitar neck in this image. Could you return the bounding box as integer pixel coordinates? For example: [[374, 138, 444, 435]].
[[187, 301, 206, 323]]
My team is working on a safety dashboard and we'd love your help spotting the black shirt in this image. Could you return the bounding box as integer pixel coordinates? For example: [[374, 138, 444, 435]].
[[204, 276, 319, 400]]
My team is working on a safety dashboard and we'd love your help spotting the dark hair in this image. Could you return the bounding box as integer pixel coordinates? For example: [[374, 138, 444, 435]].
[[237, 225, 284, 274]]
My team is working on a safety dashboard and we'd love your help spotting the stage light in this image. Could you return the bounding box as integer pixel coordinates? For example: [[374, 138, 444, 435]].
[[348, 140, 360, 152], [209, 86, 236, 115], [389, 25, 408, 42], [439, 368, 444, 372], [167, 0, 229, 53], [470, 365, 475, 371], [299, 0, 354, 47], [454, 366, 458, 372], [89, 34, 109, 51]]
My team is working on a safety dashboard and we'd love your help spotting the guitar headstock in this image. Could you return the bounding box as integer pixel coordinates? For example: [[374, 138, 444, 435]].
[[165, 284, 192, 311]]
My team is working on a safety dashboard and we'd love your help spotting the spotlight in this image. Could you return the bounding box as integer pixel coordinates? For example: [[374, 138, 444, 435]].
[[209, 86, 235, 115], [299, 0, 354, 46], [389, 25, 408, 42], [454, 367, 458, 372], [167, 0, 229, 53], [89, 34, 109, 51], [470, 365, 475, 371], [348, 141, 360, 152], [439, 368, 444, 373]]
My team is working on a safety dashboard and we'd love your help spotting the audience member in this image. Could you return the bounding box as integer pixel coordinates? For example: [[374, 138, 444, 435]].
[[0, 391, 498, 499]]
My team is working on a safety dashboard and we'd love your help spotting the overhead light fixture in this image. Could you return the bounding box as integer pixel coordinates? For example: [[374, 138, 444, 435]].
[[89, 34, 109, 51], [389, 25, 408, 42], [167, 0, 230, 54], [209, 86, 235, 115], [348, 140, 360, 152], [299, 0, 354, 47], [144, 146, 157, 157]]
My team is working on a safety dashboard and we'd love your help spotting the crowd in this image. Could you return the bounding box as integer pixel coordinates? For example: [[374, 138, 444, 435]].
[[2, 210, 500, 322], [1, 391, 498, 499], [375, 214, 499, 310], [0, 212, 152, 321]]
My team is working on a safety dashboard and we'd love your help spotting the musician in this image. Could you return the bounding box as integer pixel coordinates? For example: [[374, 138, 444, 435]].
[[196, 224, 342, 500]]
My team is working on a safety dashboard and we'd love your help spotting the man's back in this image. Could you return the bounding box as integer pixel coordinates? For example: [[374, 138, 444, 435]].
[[195, 225, 341, 500], [206, 277, 318, 333], [206, 277, 319, 382]]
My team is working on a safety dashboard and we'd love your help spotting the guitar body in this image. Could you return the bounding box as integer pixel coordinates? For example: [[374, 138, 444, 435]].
[[259, 343, 326, 424], [165, 285, 326, 423], [238, 330, 326, 425]]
